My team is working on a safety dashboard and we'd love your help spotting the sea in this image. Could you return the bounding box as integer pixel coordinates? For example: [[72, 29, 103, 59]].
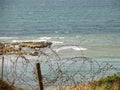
[[0, 0, 120, 88]]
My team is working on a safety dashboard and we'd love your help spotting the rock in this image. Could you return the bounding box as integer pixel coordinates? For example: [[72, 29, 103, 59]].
[[0, 43, 5, 55], [29, 51, 39, 56], [0, 41, 52, 55]]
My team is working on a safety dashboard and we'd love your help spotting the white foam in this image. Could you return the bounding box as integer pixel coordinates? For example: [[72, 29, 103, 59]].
[[38, 36, 65, 40], [55, 46, 87, 52], [39, 37, 51, 40], [53, 37, 65, 39], [58, 37, 65, 39], [51, 41, 64, 45], [12, 40, 20, 42], [12, 39, 47, 43], [0, 37, 18, 39]]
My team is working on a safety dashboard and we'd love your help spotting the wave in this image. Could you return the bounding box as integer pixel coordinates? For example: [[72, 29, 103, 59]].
[[55, 46, 87, 52], [11, 36, 64, 46], [38, 37, 51, 40], [12, 40, 63, 46], [0, 37, 18, 40], [51, 41, 64, 45], [12, 39, 47, 42], [36, 36, 65, 45], [38, 36, 65, 40], [12, 39, 64, 45]]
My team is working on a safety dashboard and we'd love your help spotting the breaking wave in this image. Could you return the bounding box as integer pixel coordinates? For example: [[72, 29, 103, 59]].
[[55, 46, 87, 52]]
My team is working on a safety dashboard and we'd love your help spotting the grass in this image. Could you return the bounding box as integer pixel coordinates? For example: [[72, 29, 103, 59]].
[[0, 80, 13, 90], [0, 80, 24, 90], [89, 74, 120, 90], [1, 74, 120, 90], [54, 74, 120, 90]]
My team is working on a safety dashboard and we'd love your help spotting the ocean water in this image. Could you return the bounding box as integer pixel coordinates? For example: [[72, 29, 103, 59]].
[[0, 0, 120, 62], [0, 0, 120, 36], [0, 0, 120, 88]]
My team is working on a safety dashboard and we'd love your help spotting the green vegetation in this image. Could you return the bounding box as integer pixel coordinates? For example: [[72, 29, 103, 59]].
[[55, 74, 120, 90], [97, 74, 120, 86], [1, 74, 120, 90], [89, 74, 120, 90]]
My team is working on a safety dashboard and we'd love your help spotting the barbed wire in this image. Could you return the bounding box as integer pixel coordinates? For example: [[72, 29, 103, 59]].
[[0, 46, 118, 90]]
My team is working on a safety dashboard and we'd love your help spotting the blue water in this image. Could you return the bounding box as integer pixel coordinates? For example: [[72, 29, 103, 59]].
[[0, 0, 120, 57], [0, 0, 120, 88], [0, 0, 120, 37]]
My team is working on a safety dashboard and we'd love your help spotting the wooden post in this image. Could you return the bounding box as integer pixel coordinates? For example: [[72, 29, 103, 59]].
[[1, 56, 4, 80], [36, 62, 44, 90]]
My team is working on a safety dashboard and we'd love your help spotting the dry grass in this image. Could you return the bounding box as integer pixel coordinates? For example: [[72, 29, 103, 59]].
[[1, 75, 120, 90], [54, 74, 120, 90], [0, 79, 24, 90], [0, 80, 13, 90]]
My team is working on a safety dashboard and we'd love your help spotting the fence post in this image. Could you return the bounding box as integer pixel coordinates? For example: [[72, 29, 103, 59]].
[[1, 56, 4, 80], [36, 62, 44, 90]]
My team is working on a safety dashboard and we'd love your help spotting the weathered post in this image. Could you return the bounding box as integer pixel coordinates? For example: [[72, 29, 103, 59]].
[[1, 56, 4, 80], [36, 61, 44, 90]]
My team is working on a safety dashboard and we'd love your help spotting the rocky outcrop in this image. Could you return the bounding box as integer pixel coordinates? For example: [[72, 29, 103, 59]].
[[18, 42, 52, 48], [0, 43, 5, 55], [0, 41, 52, 55]]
